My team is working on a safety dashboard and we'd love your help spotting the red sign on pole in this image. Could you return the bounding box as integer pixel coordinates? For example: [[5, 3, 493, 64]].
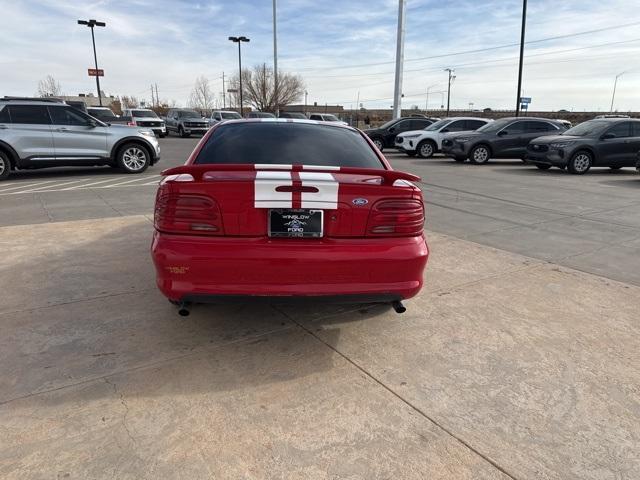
[[88, 68, 104, 77]]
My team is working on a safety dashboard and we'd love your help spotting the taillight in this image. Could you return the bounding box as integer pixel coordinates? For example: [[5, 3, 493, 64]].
[[154, 193, 224, 236], [367, 199, 424, 237]]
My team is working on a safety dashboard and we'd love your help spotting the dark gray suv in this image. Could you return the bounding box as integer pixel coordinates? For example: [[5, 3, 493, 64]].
[[0, 98, 160, 180], [441, 117, 567, 164], [526, 118, 640, 174]]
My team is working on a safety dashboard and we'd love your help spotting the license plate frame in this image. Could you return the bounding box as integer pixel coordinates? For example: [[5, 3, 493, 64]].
[[268, 209, 323, 238]]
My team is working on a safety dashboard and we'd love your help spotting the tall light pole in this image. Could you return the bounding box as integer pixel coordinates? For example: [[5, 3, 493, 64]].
[[426, 83, 439, 112], [445, 68, 455, 116], [392, 0, 406, 119], [610, 71, 625, 112], [77, 19, 106, 106], [272, 0, 279, 114], [228, 36, 250, 114], [515, 0, 527, 117]]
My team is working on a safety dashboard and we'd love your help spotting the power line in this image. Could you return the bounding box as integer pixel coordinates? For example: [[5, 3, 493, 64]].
[[287, 20, 640, 72]]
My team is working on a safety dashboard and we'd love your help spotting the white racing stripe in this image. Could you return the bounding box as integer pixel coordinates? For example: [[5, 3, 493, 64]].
[[299, 172, 339, 209], [302, 165, 340, 171], [255, 164, 292, 170], [254, 171, 292, 208]]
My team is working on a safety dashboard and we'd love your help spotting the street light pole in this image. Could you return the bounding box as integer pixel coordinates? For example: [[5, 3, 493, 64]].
[[610, 71, 625, 112], [515, 0, 527, 117], [272, 0, 278, 115], [445, 68, 455, 116], [77, 19, 106, 106], [392, 0, 406, 119], [229, 36, 250, 115]]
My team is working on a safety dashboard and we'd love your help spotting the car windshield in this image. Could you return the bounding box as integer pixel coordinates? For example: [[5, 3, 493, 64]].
[[425, 119, 451, 131], [323, 114, 340, 122], [180, 110, 201, 118], [88, 109, 116, 120], [563, 120, 610, 137], [221, 112, 241, 119], [132, 110, 158, 118], [476, 118, 511, 133], [195, 122, 383, 168]]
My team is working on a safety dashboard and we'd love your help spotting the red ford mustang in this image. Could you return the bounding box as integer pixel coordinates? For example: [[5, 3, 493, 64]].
[[151, 119, 429, 315]]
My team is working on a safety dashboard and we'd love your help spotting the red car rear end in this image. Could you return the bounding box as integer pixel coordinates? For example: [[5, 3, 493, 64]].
[[151, 119, 429, 313]]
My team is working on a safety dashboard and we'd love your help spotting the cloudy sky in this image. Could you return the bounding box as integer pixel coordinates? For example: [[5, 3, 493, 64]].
[[1, 0, 639, 112]]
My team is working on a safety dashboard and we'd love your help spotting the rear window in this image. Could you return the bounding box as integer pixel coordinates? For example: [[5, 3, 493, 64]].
[[195, 122, 384, 169]]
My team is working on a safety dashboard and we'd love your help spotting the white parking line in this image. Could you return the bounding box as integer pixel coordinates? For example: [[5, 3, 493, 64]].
[[0, 180, 58, 194], [17, 179, 95, 193], [99, 176, 161, 188], [59, 178, 127, 190]]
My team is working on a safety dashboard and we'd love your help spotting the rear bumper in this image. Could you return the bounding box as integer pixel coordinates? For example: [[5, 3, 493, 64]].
[[151, 232, 429, 302]]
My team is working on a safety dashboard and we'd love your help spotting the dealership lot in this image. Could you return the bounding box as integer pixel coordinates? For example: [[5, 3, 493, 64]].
[[1, 137, 639, 478]]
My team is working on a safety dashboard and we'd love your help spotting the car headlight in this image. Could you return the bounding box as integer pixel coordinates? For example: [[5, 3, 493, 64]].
[[139, 129, 155, 138], [550, 141, 575, 149], [455, 137, 471, 143], [403, 133, 421, 138]]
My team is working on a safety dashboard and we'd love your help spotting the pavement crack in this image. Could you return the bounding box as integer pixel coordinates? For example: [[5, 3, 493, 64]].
[[104, 377, 137, 445], [275, 305, 521, 480], [35, 193, 54, 222]]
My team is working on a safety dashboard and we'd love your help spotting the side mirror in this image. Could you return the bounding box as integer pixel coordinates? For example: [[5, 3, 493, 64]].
[[497, 130, 508, 137], [601, 133, 616, 140], [441, 128, 450, 133], [88, 119, 97, 128], [388, 127, 395, 133]]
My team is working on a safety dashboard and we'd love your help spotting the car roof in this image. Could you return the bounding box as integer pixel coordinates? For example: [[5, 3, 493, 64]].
[[441, 116, 492, 121], [589, 117, 638, 122], [213, 117, 354, 130]]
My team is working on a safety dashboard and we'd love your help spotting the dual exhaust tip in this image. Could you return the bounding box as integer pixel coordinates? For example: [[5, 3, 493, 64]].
[[176, 300, 407, 316]]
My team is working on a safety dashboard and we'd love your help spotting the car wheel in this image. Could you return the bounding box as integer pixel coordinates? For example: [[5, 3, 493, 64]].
[[0, 151, 11, 180], [117, 143, 150, 174], [406, 151, 417, 157], [567, 151, 592, 175], [179, 126, 189, 138], [416, 140, 436, 158], [469, 145, 490, 164], [535, 164, 552, 170], [372, 138, 384, 151]]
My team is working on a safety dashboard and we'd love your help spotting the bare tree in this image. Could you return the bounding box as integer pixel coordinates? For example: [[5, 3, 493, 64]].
[[119, 96, 139, 109], [188, 76, 215, 110], [37, 75, 63, 97], [229, 64, 305, 112]]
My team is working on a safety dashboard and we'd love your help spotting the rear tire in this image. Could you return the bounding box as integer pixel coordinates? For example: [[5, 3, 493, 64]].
[[567, 151, 592, 175], [116, 143, 150, 174], [372, 137, 384, 151], [535, 164, 552, 170], [416, 140, 436, 158], [0, 151, 11, 180], [469, 145, 490, 164]]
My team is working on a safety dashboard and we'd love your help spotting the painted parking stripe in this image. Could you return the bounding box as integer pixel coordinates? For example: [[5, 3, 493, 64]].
[[0, 180, 58, 193], [18, 179, 95, 193], [59, 178, 128, 190], [99, 175, 161, 188]]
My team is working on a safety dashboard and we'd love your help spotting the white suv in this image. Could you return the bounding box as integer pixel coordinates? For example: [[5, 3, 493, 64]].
[[395, 117, 491, 158]]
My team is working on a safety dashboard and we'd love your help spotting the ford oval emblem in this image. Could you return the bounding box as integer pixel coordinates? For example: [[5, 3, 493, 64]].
[[352, 198, 368, 206]]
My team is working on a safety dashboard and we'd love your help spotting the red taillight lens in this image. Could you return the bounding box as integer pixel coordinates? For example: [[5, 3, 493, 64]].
[[154, 193, 224, 236], [367, 199, 424, 237]]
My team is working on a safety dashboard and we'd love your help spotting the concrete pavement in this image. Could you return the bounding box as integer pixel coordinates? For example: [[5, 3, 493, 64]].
[[1, 215, 639, 479]]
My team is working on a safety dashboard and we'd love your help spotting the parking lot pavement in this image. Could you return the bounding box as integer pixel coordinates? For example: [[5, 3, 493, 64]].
[[1, 215, 639, 479], [384, 153, 640, 286]]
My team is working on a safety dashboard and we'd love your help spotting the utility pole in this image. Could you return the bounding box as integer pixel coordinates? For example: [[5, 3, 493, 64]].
[[304, 90, 308, 116], [445, 68, 455, 116], [610, 71, 625, 112], [150, 85, 155, 108], [272, 0, 279, 115], [392, 0, 406, 119], [77, 19, 106, 106], [515, 0, 527, 116], [221, 72, 226, 109]]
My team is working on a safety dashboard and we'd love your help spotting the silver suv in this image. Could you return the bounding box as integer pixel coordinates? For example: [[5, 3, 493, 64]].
[[0, 98, 160, 180]]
